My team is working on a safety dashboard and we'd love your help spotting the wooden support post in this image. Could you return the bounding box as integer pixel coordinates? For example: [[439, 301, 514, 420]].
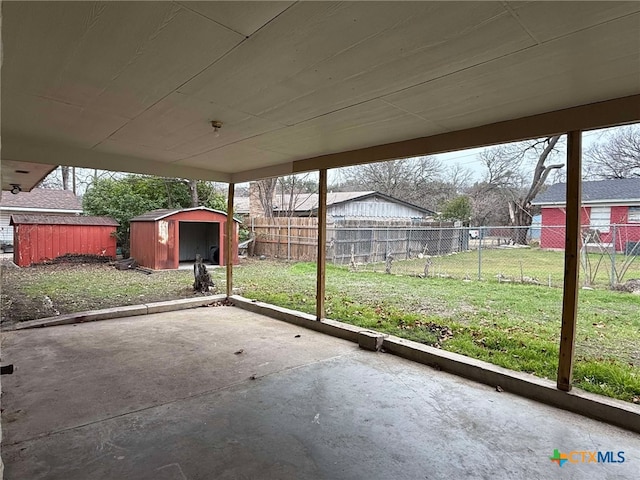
[[316, 169, 327, 320], [226, 182, 235, 298], [557, 131, 582, 391]]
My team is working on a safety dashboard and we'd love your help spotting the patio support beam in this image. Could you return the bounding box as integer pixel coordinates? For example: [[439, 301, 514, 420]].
[[226, 182, 235, 298], [316, 169, 327, 320], [557, 131, 582, 391]]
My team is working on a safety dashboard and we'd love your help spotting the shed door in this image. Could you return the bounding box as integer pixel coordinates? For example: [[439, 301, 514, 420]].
[[178, 222, 219, 262]]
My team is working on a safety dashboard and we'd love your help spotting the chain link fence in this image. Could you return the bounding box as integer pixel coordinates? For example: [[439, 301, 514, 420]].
[[248, 218, 640, 289], [332, 224, 640, 289]]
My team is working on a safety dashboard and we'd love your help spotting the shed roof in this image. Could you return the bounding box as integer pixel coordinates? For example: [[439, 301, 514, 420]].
[[130, 206, 240, 222], [10, 215, 118, 226], [532, 178, 640, 205], [0, 188, 82, 211]]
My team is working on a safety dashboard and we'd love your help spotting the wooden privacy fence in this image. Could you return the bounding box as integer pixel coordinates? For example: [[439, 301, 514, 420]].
[[248, 217, 461, 263], [250, 217, 319, 261]]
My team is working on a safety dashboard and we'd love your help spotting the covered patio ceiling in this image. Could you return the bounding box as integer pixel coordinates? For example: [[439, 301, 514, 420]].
[[1, 1, 640, 191]]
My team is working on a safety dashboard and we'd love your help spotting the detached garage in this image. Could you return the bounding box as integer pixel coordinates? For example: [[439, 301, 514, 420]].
[[129, 207, 239, 270], [10, 215, 118, 267]]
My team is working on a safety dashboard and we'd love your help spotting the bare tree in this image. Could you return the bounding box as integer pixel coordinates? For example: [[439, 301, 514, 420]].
[[511, 136, 563, 243], [38, 166, 122, 194], [446, 163, 474, 194], [340, 156, 443, 209], [478, 136, 564, 243], [275, 174, 317, 217], [255, 178, 278, 218], [467, 182, 511, 226], [584, 125, 640, 179]]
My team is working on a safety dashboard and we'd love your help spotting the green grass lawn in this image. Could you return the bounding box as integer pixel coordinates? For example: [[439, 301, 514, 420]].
[[358, 247, 640, 289], [232, 259, 640, 403], [2, 257, 639, 403]]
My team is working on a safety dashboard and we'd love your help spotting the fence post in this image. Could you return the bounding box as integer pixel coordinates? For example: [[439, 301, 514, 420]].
[[478, 226, 483, 280], [611, 224, 617, 287], [386, 226, 390, 257], [287, 217, 291, 261]]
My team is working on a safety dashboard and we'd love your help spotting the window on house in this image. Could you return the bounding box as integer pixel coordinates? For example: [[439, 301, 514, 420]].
[[589, 206, 610, 233], [629, 206, 640, 223]]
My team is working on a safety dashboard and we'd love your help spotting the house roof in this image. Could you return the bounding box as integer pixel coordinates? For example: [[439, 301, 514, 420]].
[[532, 178, 640, 205], [10, 215, 118, 226], [0, 188, 82, 212], [130, 206, 240, 222], [234, 191, 435, 216]]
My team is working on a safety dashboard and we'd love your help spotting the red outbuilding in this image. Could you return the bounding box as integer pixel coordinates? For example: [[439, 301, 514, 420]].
[[129, 207, 239, 270], [10, 215, 119, 267]]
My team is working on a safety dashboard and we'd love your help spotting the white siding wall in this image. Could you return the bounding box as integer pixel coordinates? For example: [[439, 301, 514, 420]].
[[328, 197, 427, 219], [0, 212, 14, 243], [0, 209, 81, 244]]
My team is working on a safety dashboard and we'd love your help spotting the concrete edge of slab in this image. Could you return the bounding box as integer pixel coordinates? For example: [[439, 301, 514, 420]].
[[230, 295, 640, 434], [13, 295, 227, 330]]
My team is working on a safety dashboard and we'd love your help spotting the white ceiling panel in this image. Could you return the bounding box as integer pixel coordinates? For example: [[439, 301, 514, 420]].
[[94, 140, 187, 164], [177, 143, 290, 174], [508, 1, 640, 43], [180, 2, 523, 125], [1, 1, 244, 118], [106, 92, 284, 156], [2, 1, 639, 191], [178, 1, 294, 36], [243, 100, 446, 159], [244, 5, 534, 125], [383, 13, 640, 131], [2, 94, 129, 148]]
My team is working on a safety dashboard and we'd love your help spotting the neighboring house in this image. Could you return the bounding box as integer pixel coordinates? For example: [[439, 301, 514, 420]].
[[236, 186, 435, 221], [532, 178, 640, 252], [0, 188, 83, 248]]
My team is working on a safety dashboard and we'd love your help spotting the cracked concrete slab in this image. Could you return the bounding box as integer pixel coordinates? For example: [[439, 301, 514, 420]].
[[2, 307, 639, 479]]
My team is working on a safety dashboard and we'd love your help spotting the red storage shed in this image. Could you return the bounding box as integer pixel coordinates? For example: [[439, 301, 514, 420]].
[[129, 207, 239, 270], [10, 215, 118, 267]]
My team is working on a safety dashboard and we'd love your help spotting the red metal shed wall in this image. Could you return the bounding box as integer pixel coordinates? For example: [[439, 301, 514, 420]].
[[130, 210, 239, 270], [130, 222, 157, 269], [155, 220, 177, 270], [13, 224, 117, 267]]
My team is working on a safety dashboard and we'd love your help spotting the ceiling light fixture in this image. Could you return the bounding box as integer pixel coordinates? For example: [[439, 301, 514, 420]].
[[211, 120, 223, 138]]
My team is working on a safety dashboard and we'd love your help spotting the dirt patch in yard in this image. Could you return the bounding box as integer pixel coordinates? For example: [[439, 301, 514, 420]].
[[0, 261, 213, 328]]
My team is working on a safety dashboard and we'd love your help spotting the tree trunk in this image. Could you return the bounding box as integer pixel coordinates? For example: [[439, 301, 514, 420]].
[[61, 166, 70, 190], [189, 179, 199, 207], [256, 178, 277, 218], [511, 135, 563, 245], [193, 254, 213, 293]]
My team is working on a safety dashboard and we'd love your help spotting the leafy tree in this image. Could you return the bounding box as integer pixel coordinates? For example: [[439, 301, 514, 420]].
[[197, 181, 227, 211], [83, 175, 225, 255], [440, 196, 472, 222]]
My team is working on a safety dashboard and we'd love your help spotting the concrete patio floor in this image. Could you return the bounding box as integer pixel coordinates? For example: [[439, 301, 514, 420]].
[[1, 307, 638, 480]]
